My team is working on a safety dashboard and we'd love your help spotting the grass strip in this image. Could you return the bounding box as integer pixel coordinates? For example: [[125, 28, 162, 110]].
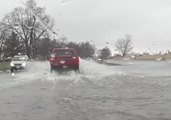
[[0, 62, 10, 72]]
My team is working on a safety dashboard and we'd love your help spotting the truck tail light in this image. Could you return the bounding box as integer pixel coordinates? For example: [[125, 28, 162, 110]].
[[49, 54, 55, 62]]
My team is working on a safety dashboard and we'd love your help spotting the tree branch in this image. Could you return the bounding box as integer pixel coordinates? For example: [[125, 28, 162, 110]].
[[7, 19, 25, 41], [20, 18, 28, 40], [35, 29, 46, 40]]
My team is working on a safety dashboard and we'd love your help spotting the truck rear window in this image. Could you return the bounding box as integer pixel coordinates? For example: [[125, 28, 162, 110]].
[[54, 49, 75, 56]]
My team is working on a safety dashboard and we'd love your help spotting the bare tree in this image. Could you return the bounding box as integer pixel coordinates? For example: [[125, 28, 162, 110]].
[[4, 32, 23, 57], [115, 35, 133, 56], [0, 0, 54, 58], [0, 27, 9, 60], [65, 41, 95, 59], [98, 47, 111, 60], [37, 38, 51, 59]]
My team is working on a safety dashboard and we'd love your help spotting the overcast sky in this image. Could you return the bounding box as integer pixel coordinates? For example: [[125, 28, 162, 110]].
[[1, 0, 171, 53]]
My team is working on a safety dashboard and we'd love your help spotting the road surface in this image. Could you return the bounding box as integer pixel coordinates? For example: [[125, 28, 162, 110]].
[[0, 60, 171, 120]]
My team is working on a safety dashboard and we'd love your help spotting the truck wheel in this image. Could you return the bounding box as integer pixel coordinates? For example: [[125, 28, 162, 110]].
[[50, 66, 53, 73], [74, 66, 80, 73], [10, 68, 14, 73]]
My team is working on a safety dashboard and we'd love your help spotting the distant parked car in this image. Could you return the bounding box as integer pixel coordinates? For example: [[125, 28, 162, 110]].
[[49, 48, 79, 72], [10, 55, 30, 73]]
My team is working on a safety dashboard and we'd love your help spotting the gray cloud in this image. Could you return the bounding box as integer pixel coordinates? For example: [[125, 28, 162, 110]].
[[1, 0, 171, 52]]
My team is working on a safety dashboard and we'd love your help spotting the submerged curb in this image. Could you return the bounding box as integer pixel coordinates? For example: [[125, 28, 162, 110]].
[[0, 70, 10, 73], [96, 60, 122, 66]]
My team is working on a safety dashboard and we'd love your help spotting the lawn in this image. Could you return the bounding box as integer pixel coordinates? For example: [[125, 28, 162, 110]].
[[0, 62, 10, 72]]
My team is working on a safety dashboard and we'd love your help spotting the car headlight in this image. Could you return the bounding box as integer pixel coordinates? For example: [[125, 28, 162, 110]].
[[22, 62, 26, 67], [10, 62, 14, 66]]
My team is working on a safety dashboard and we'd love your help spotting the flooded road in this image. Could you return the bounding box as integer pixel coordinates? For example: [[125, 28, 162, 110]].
[[0, 60, 171, 120]]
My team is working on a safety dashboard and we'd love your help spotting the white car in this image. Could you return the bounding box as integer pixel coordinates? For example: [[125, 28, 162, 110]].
[[10, 55, 30, 73]]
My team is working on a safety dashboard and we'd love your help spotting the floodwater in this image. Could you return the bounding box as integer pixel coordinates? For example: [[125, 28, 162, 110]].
[[0, 59, 171, 120], [112, 60, 171, 77]]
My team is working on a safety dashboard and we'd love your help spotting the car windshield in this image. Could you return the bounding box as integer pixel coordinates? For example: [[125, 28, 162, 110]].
[[54, 50, 74, 56], [1, 0, 171, 120], [12, 56, 27, 61]]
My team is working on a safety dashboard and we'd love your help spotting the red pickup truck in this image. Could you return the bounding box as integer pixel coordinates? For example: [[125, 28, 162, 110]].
[[49, 48, 79, 72]]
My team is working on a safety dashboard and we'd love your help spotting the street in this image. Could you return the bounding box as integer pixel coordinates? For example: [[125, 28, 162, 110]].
[[0, 60, 171, 120]]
